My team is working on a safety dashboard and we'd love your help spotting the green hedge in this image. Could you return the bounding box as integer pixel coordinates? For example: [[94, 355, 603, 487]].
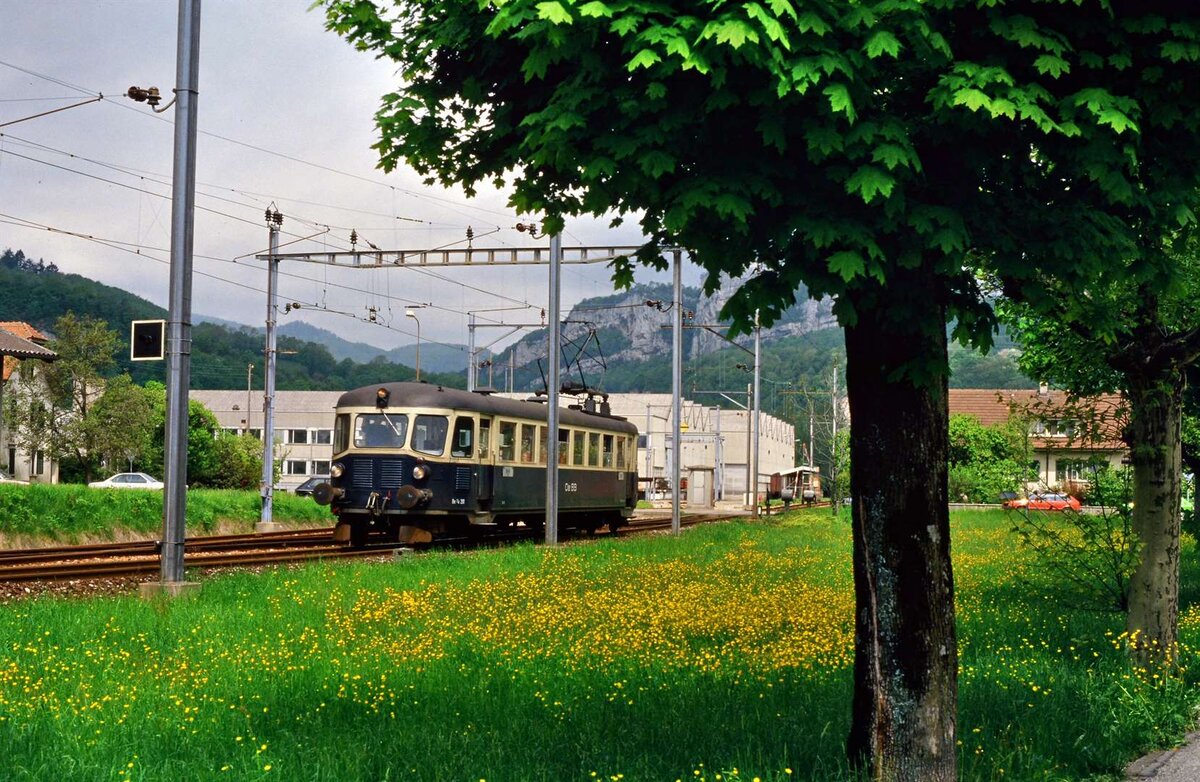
[[0, 484, 331, 541]]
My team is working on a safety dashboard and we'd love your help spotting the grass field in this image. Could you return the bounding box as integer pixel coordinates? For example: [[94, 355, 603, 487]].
[[0, 509, 1196, 780], [0, 484, 331, 543]]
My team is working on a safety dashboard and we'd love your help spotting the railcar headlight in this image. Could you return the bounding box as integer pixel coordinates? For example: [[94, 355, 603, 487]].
[[330, 462, 345, 478], [412, 464, 429, 481]]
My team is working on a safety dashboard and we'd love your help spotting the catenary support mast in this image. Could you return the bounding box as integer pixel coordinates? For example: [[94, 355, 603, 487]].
[[157, 0, 201, 586]]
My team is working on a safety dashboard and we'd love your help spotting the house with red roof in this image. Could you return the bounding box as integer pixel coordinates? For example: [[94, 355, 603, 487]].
[[0, 322, 59, 483], [948, 387, 1127, 491]]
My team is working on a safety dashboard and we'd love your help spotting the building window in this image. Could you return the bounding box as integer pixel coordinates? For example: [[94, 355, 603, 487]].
[[247, 428, 262, 441], [287, 429, 309, 445], [637, 434, 650, 449], [7, 447, 14, 474], [1055, 459, 1093, 483], [33, 451, 44, 476], [312, 460, 331, 475], [313, 429, 332, 445], [284, 460, 307, 476]]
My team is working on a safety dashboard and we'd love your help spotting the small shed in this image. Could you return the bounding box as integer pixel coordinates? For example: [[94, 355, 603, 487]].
[[685, 465, 715, 509]]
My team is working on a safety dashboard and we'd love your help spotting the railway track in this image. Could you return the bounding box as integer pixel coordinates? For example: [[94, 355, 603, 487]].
[[0, 511, 747, 583]]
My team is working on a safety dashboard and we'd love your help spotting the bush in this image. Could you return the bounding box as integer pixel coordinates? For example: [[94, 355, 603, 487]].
[[1010, 465, 1138, 612]]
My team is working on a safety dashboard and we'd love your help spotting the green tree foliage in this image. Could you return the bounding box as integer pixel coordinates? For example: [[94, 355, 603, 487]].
[[323, 1, 1200, 775], [86, 374, 156, 475], [40, 313, 121, 483], [0, 248, 57, 274], [139, 383, 224, 488], [947, 414, 1026, 503], [208, 433, 264, 490]]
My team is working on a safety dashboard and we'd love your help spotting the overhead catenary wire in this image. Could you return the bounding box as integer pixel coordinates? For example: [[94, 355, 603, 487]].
[[0, 59, 521, 225], [0, 212, 475, 352], [1, 142, 547, 317], [0, 132, 475, 231]]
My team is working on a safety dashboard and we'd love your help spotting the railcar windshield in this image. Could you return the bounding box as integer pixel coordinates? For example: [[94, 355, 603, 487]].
[[355, 413, 408, 448], [412, 414, 449, 456]]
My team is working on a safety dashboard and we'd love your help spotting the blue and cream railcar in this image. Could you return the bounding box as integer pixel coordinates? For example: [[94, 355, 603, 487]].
[[313, 382, 639, 545]]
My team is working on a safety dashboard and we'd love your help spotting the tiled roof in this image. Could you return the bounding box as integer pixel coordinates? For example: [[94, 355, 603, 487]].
[[0, 325, 57, 382], [949, 388, 1126, 450], [0, 322, 47, 343]]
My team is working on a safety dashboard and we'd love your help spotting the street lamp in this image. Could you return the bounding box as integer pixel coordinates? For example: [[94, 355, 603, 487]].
[[406, 309, 421, 381]]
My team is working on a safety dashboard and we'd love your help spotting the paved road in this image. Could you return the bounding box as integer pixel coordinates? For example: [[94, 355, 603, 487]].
[[1127, 732, 1200, 781]]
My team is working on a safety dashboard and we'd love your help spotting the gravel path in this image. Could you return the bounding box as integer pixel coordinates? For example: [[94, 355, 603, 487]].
[[1127, 732, 1200, 781]]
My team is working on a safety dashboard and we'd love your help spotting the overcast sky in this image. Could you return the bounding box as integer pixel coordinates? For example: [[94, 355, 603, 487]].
[[0, 0, 699, 355]]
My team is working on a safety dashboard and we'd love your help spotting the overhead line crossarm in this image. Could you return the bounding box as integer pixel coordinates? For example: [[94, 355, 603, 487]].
[[255, 245, 645, 267]]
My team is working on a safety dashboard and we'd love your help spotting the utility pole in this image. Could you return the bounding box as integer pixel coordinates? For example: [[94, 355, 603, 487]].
[[752, 311, 761, 519], [831, 364, 840, 516], [146, 0, 201, 596], [467, 312, 476, 391], [245, 362, 253, 431], [258, 209, 282, 532], [545, 233, 562, 544], [714, 406, 723, 500], [671, 249, 682, 534], [644, 406, 653, 499], [809, 406, 815, 469], [745, 382, 752, 509]]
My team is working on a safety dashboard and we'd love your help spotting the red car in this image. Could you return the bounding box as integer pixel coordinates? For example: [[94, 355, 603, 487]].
[[1003, 492, 1082, 511]]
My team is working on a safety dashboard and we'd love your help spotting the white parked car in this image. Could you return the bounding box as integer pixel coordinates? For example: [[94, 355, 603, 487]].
[[0, 468, 27, 485], [88, 472, 164, 490]]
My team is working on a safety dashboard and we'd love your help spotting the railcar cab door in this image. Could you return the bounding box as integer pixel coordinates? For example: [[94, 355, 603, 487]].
[[449, 414, 481, 507], [475, 417, 493, 502]]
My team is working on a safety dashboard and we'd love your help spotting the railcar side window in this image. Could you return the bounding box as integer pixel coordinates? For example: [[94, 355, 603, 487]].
[[334, 414, 350, 453], [558, 429, 570, 465], [413, 415, 449, 456], [520, 424, 536, 463], [538, 426, 548, 465], [588, 432, 600, 466], [615, 436, 625, 471], [451, 417, 474, 458], [355, 413, 408, 448], [602, 434, 614, 468], [572, 430, 585, 466], [499, 422, 516, 461]]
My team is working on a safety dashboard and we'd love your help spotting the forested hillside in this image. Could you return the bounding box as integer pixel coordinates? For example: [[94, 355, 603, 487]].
[[0, 249, 462, 390]]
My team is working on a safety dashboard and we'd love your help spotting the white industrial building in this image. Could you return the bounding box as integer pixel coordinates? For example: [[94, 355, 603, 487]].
[[191, 388, 796, 498], [191, 390, 340, 491]]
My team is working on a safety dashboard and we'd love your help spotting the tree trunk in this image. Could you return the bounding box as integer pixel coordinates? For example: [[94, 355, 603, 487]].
[[844, 284, 957, 780], [1124, 374, 1183, 665]]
